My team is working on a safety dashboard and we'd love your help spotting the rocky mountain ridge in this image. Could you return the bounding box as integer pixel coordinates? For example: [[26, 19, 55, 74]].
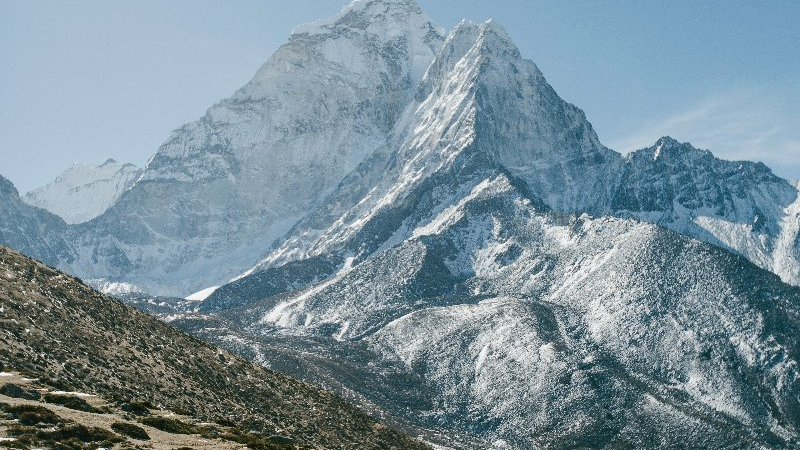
[[193, 166, 800, 448], [57, 0, 445, 297], [0, 175, 72, 269], [206, 15, 800, 310]]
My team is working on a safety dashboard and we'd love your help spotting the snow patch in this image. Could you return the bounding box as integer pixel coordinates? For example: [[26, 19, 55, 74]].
[[185, 286, 220, 301], [49, 391, 95, 397]]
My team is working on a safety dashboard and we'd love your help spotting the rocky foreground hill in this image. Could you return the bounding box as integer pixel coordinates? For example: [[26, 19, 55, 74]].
[[0, 245, 428, 450]]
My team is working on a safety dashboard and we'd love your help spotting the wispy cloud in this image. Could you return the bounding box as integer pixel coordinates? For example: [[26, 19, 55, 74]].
[[607, 85, 800, 180]]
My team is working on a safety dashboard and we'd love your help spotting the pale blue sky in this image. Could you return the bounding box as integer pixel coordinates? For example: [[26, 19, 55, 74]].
[[2, 1, 799, 193]]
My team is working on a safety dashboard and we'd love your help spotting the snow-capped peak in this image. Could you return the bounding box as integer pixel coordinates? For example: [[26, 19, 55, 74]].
[[230, 16, 622, 276], [23, 160, 142, 224], [655, 135, 680, 147], [293, 0, 436, 35], [474, 19, 516, 52], [281, 0, 444, 84]]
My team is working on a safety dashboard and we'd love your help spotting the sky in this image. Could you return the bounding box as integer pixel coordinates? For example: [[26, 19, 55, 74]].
[[2, 0, 799, 193]]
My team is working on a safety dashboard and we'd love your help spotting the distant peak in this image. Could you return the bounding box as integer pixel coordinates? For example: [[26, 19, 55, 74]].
[[478, 19, 510, 38], [637, 136, 722, 163], [101, 158, 118, 166], [349, 0, 420, 9], [442, 18, 520, 63], [655, 136, 680, 147], [449, 18, 513, 45], [418, 17, 538, 101], [343, 0, 425, 18], [653, 136, 679, 160], [471, 19, 521, 61]]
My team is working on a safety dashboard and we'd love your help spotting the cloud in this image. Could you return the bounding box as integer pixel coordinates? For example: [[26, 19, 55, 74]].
[[607, 85, 800, 180]]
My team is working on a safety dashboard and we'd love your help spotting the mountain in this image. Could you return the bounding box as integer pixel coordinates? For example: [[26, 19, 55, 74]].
[[23, 159, 142, 224], [195, 174, 800, 449], [2, 0, 797, 296], [0, 174, 72, 268], [194, 17, 800, 449], [0, 245, 430, 449], [205, 17, 800, 310], [54, 0, 445, 297], [203, 19, 623, 309], [205, 14, 799, 307], [612, 136, 800, 287], [2, 1, 800, 447]]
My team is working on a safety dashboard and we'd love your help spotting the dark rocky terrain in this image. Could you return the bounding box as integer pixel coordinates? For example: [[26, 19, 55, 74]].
[[0, 245, 429, 450]]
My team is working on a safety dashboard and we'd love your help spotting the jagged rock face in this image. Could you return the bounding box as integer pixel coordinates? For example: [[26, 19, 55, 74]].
[[612, 137, 800, 286], [0, 174, 72, 267], [209, 18, 799, 314], [62, 0, 445, 296], [23, 159, 142, 224], [216, 17, 798, 308], [465, 23, 624, 215], [218, 21, 619, 289]]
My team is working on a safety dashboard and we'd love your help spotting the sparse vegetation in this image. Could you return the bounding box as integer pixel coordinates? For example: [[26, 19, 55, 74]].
[[111, 421, 150, 440], [6, 404, 62, 425], [0, 246, 431, 450], [43, 393, 98, 412], [140, 415, 197, 434], [0, 383, 40, 400], [118, 399, 151, 416], [215, 417, 237, 427], [218, 430, 301, 450], [6, 422, 122, 450]]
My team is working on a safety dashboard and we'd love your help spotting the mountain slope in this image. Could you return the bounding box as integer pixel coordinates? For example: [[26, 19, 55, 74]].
[[202, 170, 800, 449], [207, 14, 800, 314], [61, 0, 445, 297], [0, 175, 73, 268], [205, 20, 622, 308], [0, 245, 429, 450], [23, 159, 142, 224], [206, 17, 799, 312]]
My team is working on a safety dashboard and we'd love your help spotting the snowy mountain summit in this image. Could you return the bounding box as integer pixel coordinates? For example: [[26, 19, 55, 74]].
[[23, 159, 142, 224], [58, 0, 446, 295]]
